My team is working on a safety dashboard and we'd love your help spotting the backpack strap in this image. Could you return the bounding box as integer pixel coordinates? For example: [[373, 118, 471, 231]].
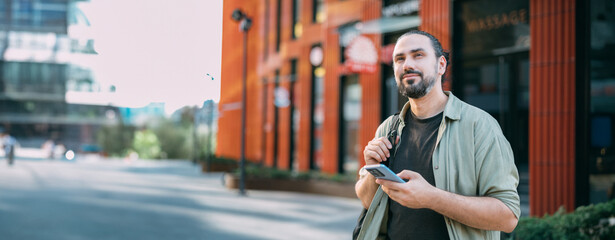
[[353, 113, 402, 240], [382, 113, 401, 167]]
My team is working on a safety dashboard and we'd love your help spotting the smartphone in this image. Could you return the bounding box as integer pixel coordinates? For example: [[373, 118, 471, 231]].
[[364, 164, 405, 183]]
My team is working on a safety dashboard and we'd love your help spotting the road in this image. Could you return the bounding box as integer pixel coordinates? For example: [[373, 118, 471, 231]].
[[0, 157, 362, 240]]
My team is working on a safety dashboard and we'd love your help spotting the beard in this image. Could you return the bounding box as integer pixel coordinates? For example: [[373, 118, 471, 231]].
[[397, 69, 437, 99]]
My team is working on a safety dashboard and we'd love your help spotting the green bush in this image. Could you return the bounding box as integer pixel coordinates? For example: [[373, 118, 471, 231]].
[[513, 199, 615, 240], [132, 129, 161, 159], [96, 123, 135, 157], [153, 119, 190, 159], [231, 162, 357, 183]]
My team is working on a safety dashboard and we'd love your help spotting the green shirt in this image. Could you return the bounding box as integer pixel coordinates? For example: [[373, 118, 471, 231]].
[[374, 92, 520, 240]]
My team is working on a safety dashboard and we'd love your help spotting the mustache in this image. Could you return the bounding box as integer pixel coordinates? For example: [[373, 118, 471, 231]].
[[400, 69, 423, 79]]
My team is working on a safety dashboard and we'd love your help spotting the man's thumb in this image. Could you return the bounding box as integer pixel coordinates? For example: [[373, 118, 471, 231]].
[[397, 170, 419, 180]]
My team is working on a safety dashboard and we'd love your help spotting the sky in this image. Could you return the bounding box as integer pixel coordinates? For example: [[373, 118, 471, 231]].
[[81, 0, 222, 115]]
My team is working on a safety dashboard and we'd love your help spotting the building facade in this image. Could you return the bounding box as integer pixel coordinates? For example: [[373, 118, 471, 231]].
[[0, 0, 119, 151], [218, 0, 615, 216]]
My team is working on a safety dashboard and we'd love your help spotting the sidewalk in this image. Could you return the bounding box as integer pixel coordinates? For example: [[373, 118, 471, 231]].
[[0, 158, 363, 240]]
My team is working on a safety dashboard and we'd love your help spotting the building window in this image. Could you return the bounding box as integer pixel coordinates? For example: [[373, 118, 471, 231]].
[[291, 0, 302, 39], [338, 21, 360, 64], [310, 44, 324, 170], [273, 70, 280, 167], [588, 0, 615, 204], [261, 77, 269, 163], [275, 0, 282, 52], [289, 59, 299, 170], [312, 0, 324, 23], [311, 68, 324, 170], [340, 74, 361, 174], [453, 0, 530, 166], [2, 0, 68, 33], [453, 0, 530, 215], [264, 0, 270, 60], [2, 62, 66, 95], [0, 2, 8, 24]]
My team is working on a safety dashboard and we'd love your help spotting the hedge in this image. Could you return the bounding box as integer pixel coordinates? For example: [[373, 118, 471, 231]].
[[512, 199, 615, 239]]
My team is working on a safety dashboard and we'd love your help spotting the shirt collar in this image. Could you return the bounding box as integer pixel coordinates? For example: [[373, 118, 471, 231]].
[[398, 91, 461, 125], [442, 91, 461, 121]]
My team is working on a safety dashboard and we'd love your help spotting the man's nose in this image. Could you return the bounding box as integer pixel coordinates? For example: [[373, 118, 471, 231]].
[[402, 58, 416, 71]]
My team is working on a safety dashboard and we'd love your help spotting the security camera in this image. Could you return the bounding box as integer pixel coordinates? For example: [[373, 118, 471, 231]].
[[232, 9, 244, 21]]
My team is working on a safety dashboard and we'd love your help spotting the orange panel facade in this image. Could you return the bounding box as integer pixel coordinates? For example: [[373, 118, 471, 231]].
[[528, 0, 576, 215], [419, 0, 451, 90], [219, 0, 387, 174], [321, 0, 364, 174], [217, 0, 263, 162], [357, 0, 383, 172]]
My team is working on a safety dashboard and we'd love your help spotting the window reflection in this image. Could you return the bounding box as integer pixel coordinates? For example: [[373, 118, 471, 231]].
[[341, 74, 360, 174], [589, 0, 615, 203]]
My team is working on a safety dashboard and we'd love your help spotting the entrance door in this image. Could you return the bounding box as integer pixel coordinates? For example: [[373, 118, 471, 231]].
[[457, 53, 529, 167], [454, 52, 529, 217], [453, 0, 530, 216]]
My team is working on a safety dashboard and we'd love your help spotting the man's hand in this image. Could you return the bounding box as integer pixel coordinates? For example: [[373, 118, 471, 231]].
[[377, 170, 519, 232], [363, 137, 394, 165], [356, 136, 398, 209], [376, 170, 437, 209]]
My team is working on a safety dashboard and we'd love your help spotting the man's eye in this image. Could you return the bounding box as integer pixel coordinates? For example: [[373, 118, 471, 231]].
[[395, 57, 404, 62]]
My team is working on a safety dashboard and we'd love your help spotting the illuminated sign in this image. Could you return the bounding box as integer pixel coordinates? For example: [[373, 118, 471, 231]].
[[382, 0, 419, 17], [310, 46, 323, 66], [344, 36, 377, 73], [458, 0, 529, 57], [465, 9, 528, 33]]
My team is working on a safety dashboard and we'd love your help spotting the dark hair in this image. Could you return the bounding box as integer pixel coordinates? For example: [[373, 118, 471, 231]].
[[397, 30, 449, 78]]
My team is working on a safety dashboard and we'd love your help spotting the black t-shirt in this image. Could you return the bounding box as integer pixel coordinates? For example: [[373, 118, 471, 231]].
[[387, 110, 449, 240]]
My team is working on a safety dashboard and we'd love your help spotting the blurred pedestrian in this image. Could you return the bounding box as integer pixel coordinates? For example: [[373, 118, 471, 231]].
[[53, 143, 66, 160], [355, 30, 520, 239], [1, 128, 16, 166], [42, 139, 55, 159]]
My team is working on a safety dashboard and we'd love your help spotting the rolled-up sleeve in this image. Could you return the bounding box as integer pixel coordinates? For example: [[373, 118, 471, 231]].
[[474, 119, 521, 219]]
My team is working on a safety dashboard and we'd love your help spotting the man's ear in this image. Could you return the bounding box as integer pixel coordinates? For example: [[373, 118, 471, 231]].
[[438, 55, 447, 75]]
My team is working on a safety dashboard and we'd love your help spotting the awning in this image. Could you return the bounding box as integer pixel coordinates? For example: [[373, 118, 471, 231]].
[[354, 16, 421, 34]]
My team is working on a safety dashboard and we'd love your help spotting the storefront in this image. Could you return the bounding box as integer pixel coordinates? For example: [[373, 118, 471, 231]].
[[453, 0, 530, 174], [445, 0, 615, 214], [218, 0, 615, 216], [586, 0, 615, 205]]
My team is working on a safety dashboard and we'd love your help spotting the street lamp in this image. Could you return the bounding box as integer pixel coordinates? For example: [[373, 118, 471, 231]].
[[232, 9, 252, 196]]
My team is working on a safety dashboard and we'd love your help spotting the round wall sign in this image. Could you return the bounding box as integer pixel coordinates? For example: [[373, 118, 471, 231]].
[[310, 46, 324, 66]]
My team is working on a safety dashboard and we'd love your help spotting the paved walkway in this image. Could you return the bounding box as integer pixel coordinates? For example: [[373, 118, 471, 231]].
[[0, 158, 362, 240]]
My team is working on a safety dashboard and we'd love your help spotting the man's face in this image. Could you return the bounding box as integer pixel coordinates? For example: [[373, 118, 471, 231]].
[[392, 34, 443, 99]]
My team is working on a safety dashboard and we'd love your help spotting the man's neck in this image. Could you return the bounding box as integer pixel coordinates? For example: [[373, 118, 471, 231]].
[[408, 89, 448, 119]]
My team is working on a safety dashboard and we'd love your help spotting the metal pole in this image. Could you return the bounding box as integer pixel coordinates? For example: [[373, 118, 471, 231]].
[[193, 106, 199, 164], [239, 27, 248, 196], [205, 102, 212, 172]]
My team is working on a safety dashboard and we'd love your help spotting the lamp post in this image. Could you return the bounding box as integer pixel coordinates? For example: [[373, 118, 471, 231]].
[[232, 9, 252, 196], [193, 106, 199, 165]]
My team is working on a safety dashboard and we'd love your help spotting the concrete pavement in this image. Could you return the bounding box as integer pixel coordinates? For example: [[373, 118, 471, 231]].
[[0, 157, 362, 240]]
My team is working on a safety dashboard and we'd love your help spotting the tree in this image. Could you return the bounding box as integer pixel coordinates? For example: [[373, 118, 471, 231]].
[[132, 129, 161, 159]]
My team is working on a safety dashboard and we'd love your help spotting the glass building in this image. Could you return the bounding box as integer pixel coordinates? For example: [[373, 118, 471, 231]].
[[0, 0, 119, 151]]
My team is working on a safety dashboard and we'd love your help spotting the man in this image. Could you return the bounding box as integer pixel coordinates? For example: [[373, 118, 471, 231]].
[[355, 30, 520, 239], [1, 128, 16, 166]]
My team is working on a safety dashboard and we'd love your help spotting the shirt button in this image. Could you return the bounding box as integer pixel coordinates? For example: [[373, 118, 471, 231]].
[[435, 166, 439, 169]]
